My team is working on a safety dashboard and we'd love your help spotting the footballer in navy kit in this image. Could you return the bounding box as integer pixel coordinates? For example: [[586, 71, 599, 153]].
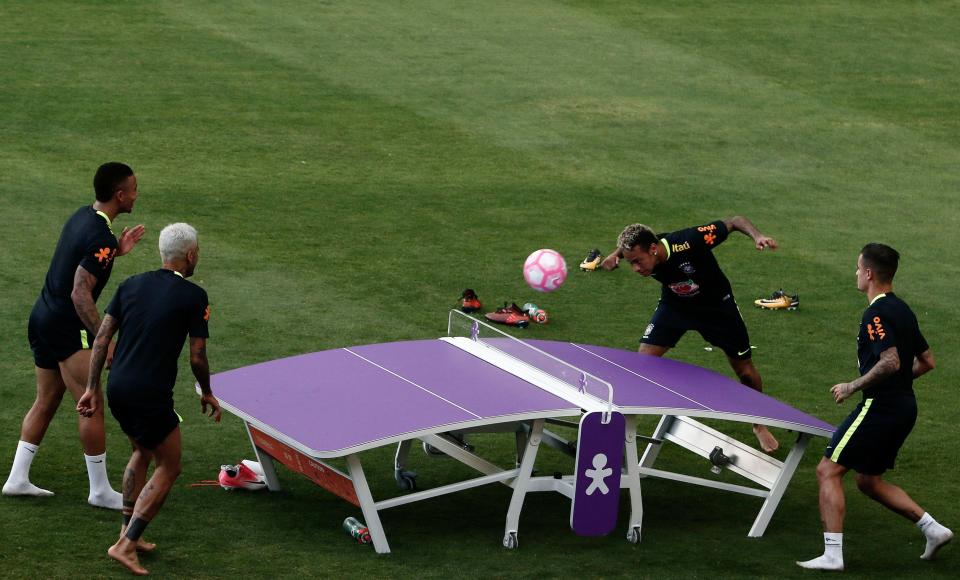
[[3, 162, 145, 509], [603, 217, 780, 453], [78, 222, 221, 576], [798, 243, 951, 571]]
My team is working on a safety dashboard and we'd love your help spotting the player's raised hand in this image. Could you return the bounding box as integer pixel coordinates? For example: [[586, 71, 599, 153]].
[[755, 235, 778, 251], [201, 393, 222, 422], [117, 224, 146, 256], [831, 383, 853, 404], [76, 389, 100, 417]]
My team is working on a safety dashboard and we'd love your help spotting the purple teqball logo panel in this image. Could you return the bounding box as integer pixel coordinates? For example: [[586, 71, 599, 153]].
[[570, 411, 625, 536]]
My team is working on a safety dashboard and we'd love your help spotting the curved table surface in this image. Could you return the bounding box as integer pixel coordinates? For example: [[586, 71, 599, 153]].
[[208, 339, 833, 458]]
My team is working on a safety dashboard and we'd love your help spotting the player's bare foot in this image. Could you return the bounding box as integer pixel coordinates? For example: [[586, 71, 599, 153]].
[[108, 539, 149, 576], [753, 425, 779, 453], [119, 527, 157, 553]]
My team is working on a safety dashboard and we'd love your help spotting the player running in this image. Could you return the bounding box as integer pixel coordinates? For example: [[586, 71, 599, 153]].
[[3, 162, 145, 508], [797, 243, 952, 571], [603, 217, 780, 453], [78, 222, 220, 576]]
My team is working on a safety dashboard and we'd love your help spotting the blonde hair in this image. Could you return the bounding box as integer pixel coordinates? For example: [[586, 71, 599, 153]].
[[617, 223, 658, 253], [159, 223, 198, 262]]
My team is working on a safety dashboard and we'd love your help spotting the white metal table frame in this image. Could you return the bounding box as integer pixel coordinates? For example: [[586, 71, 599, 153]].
[[236, 405, 816, 553]]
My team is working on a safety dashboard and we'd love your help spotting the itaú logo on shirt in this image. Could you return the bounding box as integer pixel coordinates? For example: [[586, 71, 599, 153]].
[[668, 279, 700, 296]]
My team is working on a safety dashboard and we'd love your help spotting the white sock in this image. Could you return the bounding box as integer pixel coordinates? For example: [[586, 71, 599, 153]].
[[917, 512, 953, 560], [85, 452, 122, 510], [2, 441, 53, 496], [917, 512, 936, 532], [824, 532, 843, 557], [84, 452, 109, 490], [796, 532, 844, 571], [10, 440, 39, 480]]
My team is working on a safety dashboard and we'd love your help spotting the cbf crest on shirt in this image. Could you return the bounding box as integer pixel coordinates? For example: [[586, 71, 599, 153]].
[[651, 220, 734, 307]]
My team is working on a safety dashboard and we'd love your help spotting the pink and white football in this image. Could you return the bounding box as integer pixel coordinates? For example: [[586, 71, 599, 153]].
[[523, 249, 567, 293]]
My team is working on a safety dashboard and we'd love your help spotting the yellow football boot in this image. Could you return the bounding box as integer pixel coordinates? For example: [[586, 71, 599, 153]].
[[579, 248, 603, 271], [754, 289, 799, 310]]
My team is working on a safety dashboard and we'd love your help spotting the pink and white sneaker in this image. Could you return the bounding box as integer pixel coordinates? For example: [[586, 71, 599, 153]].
[[219, 461, 267, 491]]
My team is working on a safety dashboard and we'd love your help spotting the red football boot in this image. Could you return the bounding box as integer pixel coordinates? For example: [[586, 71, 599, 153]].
[[484, 303, 530, 328], [460, 289, 482, 313]]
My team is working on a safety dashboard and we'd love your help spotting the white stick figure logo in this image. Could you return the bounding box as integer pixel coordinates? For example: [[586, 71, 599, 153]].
[[584, 453, 613, 495]]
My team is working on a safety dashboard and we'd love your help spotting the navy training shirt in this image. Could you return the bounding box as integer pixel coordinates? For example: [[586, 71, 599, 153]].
[[651, 220, 733, 307], [857, 292, 928, 400], [106, 269, 210, 407], [34, 206, 118, 330]]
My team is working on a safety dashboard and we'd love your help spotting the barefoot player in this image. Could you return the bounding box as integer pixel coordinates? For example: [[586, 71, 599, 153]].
[[604, 217, 780, 453], [78, 222, 221, 575]]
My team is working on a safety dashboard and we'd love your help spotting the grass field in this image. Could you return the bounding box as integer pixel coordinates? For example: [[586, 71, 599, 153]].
[[1, 1, 959, 577]]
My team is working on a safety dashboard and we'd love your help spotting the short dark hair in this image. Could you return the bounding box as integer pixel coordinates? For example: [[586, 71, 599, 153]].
[[93, 162, 133, 202], [860, 242, 899, 283], [617, 223, 659, 253]]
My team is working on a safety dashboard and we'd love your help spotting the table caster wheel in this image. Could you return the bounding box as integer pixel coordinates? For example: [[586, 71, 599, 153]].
[[394, 470, 417, 490]]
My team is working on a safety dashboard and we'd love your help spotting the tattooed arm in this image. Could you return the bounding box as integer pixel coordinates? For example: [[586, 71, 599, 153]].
[[77, 314, 119, 417], [72, 264, 118, 366], [191, 337, 221, 422], [831, 346, 900, 404], [71, 265, 102, 336]]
